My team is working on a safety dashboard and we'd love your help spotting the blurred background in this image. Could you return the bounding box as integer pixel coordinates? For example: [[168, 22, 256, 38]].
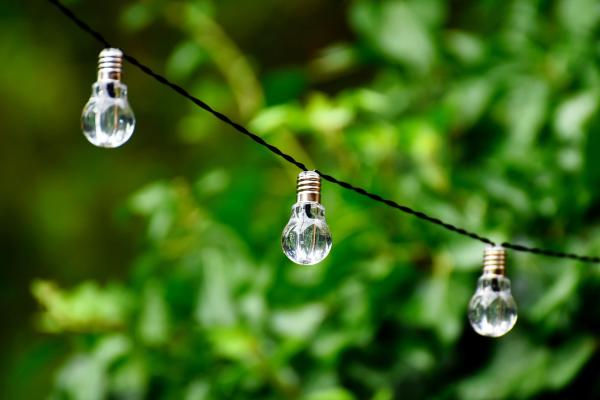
[[2, 0, 600, 398]]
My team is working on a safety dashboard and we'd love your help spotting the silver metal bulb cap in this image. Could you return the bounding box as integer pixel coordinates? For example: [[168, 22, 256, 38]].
[[483, 245, 506, 276], [297, 171, 321, 203], [98, 48, 124, 81]]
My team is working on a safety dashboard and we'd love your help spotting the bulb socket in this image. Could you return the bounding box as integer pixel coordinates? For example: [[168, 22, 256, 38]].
[[98, 48, 123, 81], [296, 171, 321, 203], [483, 245, 506, 276]]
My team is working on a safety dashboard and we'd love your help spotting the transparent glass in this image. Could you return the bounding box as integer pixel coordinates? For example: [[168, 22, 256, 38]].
[[281, 202, 332, 265], [82, 81, 135, 148], [468, 274, 518, 337]]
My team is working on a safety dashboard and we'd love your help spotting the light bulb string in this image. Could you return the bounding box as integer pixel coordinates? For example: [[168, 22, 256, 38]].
[[46, 0, 600, 264]]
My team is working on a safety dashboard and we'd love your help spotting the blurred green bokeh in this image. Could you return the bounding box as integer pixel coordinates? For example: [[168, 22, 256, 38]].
[[1, 0, 600, 398]]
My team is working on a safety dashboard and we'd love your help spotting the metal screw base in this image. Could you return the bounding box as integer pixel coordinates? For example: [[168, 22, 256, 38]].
[[98, 48, 123, 81], [483, 245, 506, 276], [297, 171, 321, 203]]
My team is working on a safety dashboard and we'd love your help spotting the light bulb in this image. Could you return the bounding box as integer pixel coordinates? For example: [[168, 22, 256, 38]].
[[468, 246, 518, 337], [281, 171, 332, 265], [81, 48, 135, 148]]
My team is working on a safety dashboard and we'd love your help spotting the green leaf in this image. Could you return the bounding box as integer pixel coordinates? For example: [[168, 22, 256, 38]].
[[271, 303, 327, 339], [444, 78, 494, 129], [32, 280, 132, 333], [120, 4, 155, 32], [502, 78, 549, 150], [184, 380, 210, 400], [110, 356, 148, 398], [400, 272, 470, 344], [166, 41, 209, 81], [207, 327, 256, 362], [305, 387, 356, 400], [528, 266, 579, 322], [194, 249, 237, 327], [351, 0, 436, 71], [54, 354, 106, 400], [445, 31, 486, 65], [546, 336, 596, 389], [557, 0, 600, 36], [554, 92, 597, 141], [307, 93, 355, 132], [137, 281, 171, 346], [456, 335, 597, 399]]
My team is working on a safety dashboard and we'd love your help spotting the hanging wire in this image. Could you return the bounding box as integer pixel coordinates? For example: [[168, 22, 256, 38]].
[[46, 0, 600, 264]]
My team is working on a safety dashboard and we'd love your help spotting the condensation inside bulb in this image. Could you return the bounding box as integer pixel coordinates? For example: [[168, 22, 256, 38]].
[[282, 202, 332, 265], [82, 81, 135, 148], [468, 275, 518, 337]]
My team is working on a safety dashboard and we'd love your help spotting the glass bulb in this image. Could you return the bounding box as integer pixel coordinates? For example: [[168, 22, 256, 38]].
[[468, 274, 518, 337], [81, 48, 135, 148], [468, 246, 518, 337], [281, 171, 332, 265]]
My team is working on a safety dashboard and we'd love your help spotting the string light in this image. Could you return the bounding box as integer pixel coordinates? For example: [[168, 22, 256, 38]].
[[282, 171, 332, 265], [82, 48, 135, 148], [45, 0, 600, 339], [45, 0, 600, 264], [468, 246, 518, 337]]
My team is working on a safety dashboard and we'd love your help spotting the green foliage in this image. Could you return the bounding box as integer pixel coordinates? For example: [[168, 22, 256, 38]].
[[3, 0, 600, 398], [32, 280, 133, 333]]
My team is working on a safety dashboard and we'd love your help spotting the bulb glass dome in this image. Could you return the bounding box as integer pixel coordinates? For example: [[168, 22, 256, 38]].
[[82, 81, 135, 148], [282, 201, 332, 265], [468, 274, 518, 337]]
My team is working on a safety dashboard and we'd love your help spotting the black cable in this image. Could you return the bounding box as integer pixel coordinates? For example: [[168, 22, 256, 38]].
[[46, 0, 600, 264]]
